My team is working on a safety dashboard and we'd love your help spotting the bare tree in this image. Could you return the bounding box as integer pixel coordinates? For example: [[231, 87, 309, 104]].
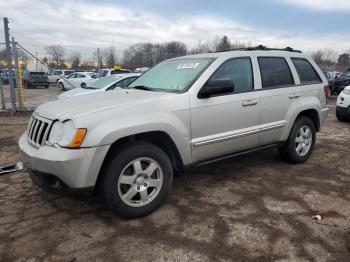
[[104, 47, 117, 68], [69, 51, 81, 69], [311, 50, 324, 65], [215, 35, 231, 51], [45, 45, 66, 68]]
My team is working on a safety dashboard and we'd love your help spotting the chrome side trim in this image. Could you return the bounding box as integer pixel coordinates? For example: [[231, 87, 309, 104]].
[[192, 121, 286, 147]]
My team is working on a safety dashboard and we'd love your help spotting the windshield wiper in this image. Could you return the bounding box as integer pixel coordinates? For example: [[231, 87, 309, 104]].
[[131, 85, 154, 91]]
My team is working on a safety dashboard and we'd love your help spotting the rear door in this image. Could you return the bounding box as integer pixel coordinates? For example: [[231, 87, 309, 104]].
[[258, 56, 297, 145], [190, 57, 261, 162]]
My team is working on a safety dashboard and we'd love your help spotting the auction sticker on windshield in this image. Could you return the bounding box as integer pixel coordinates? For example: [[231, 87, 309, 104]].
[[176, 63, 200, 69]]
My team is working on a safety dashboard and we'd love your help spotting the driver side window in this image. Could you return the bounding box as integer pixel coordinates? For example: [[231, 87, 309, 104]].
[[209, 57, 254, 94]]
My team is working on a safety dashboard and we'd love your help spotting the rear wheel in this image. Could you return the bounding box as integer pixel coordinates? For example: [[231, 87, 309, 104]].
[[279, 117, 316, 164], [81, 83, 86, 88], [101, 142, 173, 218]]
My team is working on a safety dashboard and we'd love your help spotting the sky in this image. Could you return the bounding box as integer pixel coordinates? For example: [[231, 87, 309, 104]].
[[0, 0, 349, 58]]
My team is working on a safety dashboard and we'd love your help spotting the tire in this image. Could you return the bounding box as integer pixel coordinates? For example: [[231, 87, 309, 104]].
[[101, 142, 173, 218], [81, 83, 86, 88], [336, 111, 349, 122], [279, 117, 316, 164], [58, 82, 66, 91], [45, 85, 49, 89]]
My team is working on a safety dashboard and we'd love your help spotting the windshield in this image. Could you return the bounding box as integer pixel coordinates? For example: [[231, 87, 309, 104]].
[[128, 58, 213, 92], [99, 70, 108, 77], [341, 71, 350, 78], [86, 76, 122, 89]]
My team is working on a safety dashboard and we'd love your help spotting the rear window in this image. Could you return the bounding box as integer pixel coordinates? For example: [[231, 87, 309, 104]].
[[292, 58, 321, 84], [258, 57, 294, 89]]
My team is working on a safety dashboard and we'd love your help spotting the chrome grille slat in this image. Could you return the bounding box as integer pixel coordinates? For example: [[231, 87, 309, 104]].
[[26, 114, 53, 148]]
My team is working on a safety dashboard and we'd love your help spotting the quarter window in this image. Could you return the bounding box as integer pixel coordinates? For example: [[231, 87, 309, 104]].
[[208, 58, 254, 94], [258, 57, 294, 89], [292, 58, 322, 84]]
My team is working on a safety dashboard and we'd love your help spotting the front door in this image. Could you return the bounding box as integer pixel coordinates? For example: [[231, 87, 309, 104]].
[[190, 57, 261, 162]]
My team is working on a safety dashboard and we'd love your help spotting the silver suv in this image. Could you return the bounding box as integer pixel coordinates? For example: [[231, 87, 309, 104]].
[[19, 46, 329, 218]]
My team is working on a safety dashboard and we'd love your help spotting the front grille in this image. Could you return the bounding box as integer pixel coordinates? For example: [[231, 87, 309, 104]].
[[27, 114, 53, 148]]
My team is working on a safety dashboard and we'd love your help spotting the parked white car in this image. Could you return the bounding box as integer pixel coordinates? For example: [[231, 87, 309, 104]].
[[58, 72, 97, 91], [98, 68, 131, 78], [48, 70, 75, 84], [336, 85, 350, 122], [57, 73, 140, 100]]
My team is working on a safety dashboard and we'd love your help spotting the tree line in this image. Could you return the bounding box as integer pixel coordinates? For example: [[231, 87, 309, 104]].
[[1, 35, 350, 71]]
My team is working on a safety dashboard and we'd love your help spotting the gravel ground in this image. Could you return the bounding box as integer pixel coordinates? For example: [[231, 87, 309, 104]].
[[0, 92, 349, 262]]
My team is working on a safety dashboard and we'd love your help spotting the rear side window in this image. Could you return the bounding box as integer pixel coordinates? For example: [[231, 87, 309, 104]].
[[292, 58, 321, 84], [208, 57, 254, 94], [258, 57, 294, 89]]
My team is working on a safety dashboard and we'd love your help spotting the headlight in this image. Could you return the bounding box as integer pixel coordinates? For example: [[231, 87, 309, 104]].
[[343, 89, 350, 95], [48, 120, 87, 148]]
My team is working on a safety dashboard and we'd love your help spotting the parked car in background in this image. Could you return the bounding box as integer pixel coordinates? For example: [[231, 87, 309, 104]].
[[336, 85, 350, 122], [48, 70, 75, 84], [1, 69, 16, 85], [57, 73, 140, 100], [98, 68, 132, 77], [58, 72, 97, 91], [22, 70, 49, 89], [333, 69, 350, 94], [323, 71, 335, 94], [19, 47, 329, 218]]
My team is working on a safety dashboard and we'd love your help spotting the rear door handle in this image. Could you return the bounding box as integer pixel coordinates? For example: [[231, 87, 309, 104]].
[[242, 99, 258, 106], [289, 94, 300, 99]]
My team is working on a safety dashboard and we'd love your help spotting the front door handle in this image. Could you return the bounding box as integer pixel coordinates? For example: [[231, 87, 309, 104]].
[[289, 94, 300, 99], [242, 99, 258, 106]]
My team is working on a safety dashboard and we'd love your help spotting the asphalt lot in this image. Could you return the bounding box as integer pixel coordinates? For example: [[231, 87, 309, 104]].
[[0, 87, 349, 261]]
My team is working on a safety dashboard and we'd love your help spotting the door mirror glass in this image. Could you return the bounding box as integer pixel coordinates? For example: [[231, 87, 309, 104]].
[[199, 79, 234, 98]]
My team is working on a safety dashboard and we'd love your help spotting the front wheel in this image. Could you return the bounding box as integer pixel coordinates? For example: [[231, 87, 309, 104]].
[[336, 111, 349, 122], [58, 82, 66, 91], [81, 83, 86, 88], [101, 142, 173, 218], [279, 117, 316, 164]]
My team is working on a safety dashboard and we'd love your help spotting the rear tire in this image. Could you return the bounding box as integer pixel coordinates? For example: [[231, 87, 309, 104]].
[[101, 142, 173, 218], [81, 83, 86, 88], [279, 117, 316, 164]]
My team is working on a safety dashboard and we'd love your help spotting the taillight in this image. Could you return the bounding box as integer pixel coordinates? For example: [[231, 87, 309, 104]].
[[324, 85, 330, 104]]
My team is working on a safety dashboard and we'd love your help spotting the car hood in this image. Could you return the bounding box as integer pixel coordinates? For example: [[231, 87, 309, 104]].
[[57, 87, 104, 100], [36, 89, 176, 120]]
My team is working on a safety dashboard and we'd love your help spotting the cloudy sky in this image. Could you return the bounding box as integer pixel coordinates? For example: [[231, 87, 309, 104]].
[[0, 0, 349, 58]]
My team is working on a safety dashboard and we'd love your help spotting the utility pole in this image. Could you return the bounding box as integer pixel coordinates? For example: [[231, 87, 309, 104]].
[[3, 17, 16, 112], [97, 48, 100, 78], [12, 37, 24, 109], [0, 72, 5, 110]]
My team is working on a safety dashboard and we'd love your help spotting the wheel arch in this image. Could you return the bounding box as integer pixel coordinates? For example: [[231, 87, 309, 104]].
[[95, 131, 185, 192]]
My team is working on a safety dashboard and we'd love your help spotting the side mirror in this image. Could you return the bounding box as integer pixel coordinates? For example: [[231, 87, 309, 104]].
[[199, 79, 234, 98]]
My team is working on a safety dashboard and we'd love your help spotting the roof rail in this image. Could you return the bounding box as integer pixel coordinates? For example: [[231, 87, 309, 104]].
[[215, 45, 302, 53]]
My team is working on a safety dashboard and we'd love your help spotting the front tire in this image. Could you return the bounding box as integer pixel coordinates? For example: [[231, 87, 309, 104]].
[[279, 117, 316, 164], [336, 111, 349, 122], [58, 82, 66, 91], [101, 142, 173, 218]]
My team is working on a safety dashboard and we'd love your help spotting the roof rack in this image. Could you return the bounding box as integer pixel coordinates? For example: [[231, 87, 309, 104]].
[[215, 45, 302, 53]]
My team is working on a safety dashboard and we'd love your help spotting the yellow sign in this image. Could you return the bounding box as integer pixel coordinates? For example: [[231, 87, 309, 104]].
[[114, 64, 122, 70]]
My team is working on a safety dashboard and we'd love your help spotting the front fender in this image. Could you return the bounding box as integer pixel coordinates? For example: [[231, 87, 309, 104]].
[[81, 112, 192, 166]]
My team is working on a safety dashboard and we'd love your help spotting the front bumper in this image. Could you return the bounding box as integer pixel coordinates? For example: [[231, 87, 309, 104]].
[[19, 134, 110, 190], [336, 105, 350, 117]]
